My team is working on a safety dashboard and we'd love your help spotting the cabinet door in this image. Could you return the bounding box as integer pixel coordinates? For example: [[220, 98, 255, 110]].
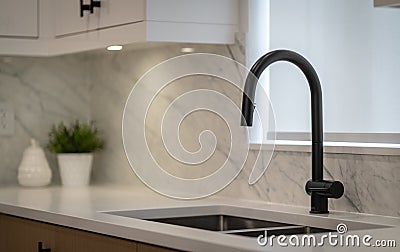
[[55, 0, 145, 37], [89, 0, 145, 30], [0, 214, 177, 252], [0, 0, 38, 37], [54, 224, 136, 252], [0, 214, 54, 252], [55, 0, 91, 36]]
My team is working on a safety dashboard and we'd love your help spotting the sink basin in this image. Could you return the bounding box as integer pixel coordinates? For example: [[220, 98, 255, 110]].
[[102, 205, 389, 238], [147, 214, 289, 231], [142, 215, 334, 237]]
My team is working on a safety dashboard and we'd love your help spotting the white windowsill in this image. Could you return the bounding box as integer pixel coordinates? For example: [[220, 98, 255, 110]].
[[249, 140, 400, 156]]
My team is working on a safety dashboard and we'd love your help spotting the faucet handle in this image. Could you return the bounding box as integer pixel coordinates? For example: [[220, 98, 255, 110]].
[[305, 180, 344, 199]]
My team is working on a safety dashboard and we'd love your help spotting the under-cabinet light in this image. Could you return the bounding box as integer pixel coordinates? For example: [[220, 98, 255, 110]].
[[180, 47, 195, 53], [107, 45, 123, 51]]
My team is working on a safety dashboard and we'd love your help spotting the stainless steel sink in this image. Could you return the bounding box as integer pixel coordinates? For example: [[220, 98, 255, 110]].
[[144, 214, 334, 237], [148, 214, 290, 231], [102, 205, 389, 238]]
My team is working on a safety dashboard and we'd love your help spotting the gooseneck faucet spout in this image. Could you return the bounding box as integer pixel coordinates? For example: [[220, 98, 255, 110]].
[[241, 50, 344, 214]]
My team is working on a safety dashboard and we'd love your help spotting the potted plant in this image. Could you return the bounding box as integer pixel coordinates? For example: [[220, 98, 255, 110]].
[[48, 120, 104, 187]]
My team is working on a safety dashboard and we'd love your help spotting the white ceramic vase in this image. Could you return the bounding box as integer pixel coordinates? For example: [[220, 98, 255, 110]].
[[18, 139, 52, 187], [57, 153, 93, 187]]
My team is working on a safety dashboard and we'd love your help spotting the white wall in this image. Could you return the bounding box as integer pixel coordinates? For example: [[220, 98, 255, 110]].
[[269, 0, 400, 135]]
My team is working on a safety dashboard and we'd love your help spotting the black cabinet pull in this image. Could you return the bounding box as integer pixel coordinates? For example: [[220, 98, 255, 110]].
[[80, 0, 91, 17], [90, 0, 101, 13], [80, 0, 101, 17], [38, 242, 51, 252]]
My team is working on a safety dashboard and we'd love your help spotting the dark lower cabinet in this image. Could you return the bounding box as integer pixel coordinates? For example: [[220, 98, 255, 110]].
[[0, 213, 54, 252], [0, 213, 179, 252]]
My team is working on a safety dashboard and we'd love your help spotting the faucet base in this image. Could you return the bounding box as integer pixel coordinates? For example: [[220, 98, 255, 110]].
[[306, 179, 344, 213], [310, 194, 329, 214], [310, 210, 329, 214]]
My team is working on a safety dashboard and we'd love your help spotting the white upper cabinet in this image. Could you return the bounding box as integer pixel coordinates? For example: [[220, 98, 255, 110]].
[[146, 0, 238, 24], [55, 0, 145, 36], [0, 0, 239, 56], [0, 0, 38, 37], [145, 0, 238, 44]]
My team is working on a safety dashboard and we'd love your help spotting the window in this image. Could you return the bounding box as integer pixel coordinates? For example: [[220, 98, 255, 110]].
[[247, 0, 400, 145]]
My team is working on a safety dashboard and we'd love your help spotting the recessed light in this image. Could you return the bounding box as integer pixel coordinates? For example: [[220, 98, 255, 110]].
[[106, 45, 123, 51], [181, 47, 195, 53]]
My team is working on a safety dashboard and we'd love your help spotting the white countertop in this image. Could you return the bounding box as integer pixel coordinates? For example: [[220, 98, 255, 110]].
[[0, 185, 399, 251]]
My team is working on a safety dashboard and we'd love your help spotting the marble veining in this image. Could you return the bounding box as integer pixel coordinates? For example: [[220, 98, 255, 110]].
[[0, 55, 91, 185], [219, 150, 400, 217]]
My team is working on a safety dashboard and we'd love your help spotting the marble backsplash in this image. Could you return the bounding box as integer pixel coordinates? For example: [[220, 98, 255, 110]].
[[0, 42, 399, 217], [0, 54, 91, 185], [88, 43, 246, 186], [221, 150, 400, 217]]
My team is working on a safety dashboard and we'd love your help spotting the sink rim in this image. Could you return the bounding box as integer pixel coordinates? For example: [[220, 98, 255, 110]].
[[100, 204, 391, 232]]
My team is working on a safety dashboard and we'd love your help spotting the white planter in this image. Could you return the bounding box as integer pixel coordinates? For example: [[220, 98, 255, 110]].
[[57, 153, 93, 187]]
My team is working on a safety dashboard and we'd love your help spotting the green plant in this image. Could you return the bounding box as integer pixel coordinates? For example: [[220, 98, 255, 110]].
[[48, 120, 104, 153]]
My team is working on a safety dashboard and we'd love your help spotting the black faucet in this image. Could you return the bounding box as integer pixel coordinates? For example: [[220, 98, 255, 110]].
[[241, 49, 344, 214]]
